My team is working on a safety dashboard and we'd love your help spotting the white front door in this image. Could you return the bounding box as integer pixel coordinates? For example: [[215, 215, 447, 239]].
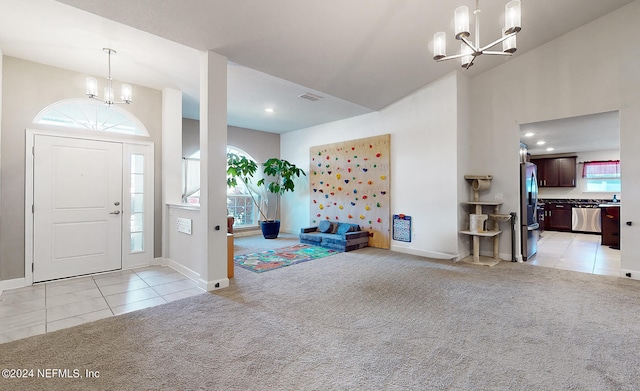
[[33, 135, 123, 282]]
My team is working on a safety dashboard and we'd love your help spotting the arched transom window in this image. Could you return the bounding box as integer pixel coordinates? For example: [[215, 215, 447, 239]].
[[181, 146, 263, 228], [33, 98, 149, 136]]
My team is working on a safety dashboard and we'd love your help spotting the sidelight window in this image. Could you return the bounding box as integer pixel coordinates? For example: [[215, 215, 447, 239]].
[[130, 154, 145, 252]]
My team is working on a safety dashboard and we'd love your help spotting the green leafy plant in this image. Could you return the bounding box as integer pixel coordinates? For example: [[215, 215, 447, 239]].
[[226, 153, 306, 222], [258, 157, 306, 221]]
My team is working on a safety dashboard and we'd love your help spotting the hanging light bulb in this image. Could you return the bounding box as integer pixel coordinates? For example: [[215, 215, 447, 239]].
[[433, 32, 447, 60], [121, 84, 133, 103], [461, 44, 474, 68], [504, 0, 522, 34], [502, 28, 517, 53], [454, 6, 470, 39], [104, 86, 114, 104], [86, 77, 98, 98]]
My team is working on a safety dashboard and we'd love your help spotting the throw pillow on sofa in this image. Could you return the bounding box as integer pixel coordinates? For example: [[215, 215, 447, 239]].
[[337, 223, 353, 235], [318, 220, 332, 233]]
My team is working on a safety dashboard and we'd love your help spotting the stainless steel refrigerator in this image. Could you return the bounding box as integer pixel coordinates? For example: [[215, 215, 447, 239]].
[[520, 161, 540, 260]]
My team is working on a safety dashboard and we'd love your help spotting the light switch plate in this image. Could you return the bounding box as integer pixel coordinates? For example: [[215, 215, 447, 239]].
[[177, 217, 192, 235]]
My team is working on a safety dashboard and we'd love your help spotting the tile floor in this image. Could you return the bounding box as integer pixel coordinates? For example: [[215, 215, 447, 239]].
[[0, 266, 205, 344], [527, 231, 621, 276]]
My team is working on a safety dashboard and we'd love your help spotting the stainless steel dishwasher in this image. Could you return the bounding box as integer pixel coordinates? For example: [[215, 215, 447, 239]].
[[571, 205, 601, 233]]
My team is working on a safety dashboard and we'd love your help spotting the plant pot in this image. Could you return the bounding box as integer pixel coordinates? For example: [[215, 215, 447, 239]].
[[260, 220, 280, 239]]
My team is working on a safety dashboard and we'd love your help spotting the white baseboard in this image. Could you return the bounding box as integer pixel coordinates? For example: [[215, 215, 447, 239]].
[[0, 277, 28, 295], [158, 257, 229, 291], [390, 245, 457, 260], [620, 269, 639, 280], [157, 257, 201, 283], [155, 257, 172, 267], [200, 278, 229, 291], [499, 251, 516, 262]]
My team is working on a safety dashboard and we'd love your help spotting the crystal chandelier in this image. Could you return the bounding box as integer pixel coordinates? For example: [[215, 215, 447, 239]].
[[433, 0, 521, 69], [86, 48, 132, 105]]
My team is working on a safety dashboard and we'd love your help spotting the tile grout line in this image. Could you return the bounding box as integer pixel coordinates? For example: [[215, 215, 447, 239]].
[[92, 275, 116, 316]]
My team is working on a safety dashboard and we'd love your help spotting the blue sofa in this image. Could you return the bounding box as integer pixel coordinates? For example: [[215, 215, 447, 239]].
[[299, 221, 369, 252]]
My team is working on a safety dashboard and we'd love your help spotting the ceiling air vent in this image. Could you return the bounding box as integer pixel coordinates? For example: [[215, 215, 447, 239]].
[[298, 92, 323, 102]]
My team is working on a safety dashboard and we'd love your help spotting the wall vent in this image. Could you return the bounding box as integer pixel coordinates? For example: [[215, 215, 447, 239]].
[[298, 92, 323, 102]]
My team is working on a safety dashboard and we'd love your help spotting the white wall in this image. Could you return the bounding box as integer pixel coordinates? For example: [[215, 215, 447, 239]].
[[281, 72, 464, 259], [470, 0, 640, 276], [181, 123, 280, 163], [536, 150, 621, 201], [227, 125, 280, 164], [182, 118, 200, 158], [166, 206, 206, 280], [456, 71, 473, 259]]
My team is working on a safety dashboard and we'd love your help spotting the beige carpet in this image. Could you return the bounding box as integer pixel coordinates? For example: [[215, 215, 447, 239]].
[[1, 239, 640, 390]]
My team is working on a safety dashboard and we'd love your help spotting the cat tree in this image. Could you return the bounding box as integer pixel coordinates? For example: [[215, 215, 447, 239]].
[[460, 175, 511, 266]]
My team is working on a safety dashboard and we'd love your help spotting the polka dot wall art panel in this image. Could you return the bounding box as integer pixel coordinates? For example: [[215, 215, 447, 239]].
[[309, 134, 390, 249]]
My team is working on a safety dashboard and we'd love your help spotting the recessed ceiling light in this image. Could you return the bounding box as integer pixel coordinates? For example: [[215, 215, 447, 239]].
[[536, 140, 546, 145], [524, 132, 535, 137], [546, 147, 554, 152], [265, 108, 275, 113]]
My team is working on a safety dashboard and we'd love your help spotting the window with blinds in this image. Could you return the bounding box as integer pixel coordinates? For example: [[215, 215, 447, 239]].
[[582, 160, 620, 192]]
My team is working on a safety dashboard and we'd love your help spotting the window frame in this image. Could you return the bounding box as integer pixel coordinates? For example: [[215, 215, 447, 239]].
[[582, 160, 621, 193], [179, 146, 263, 228], [226, 146, 262, 228]]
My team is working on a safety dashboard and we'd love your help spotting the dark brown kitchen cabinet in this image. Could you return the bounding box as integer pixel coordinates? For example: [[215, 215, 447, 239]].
[[601, 206, 620, 249], [531, 157, 576, 187], [544, 203, 572, 231]]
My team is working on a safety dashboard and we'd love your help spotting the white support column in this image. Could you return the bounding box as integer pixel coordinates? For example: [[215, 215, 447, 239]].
[[1, 50, 5, 286], [0, 50, 3, 222], [199, 51, 228, 290], [620, 104, 640, 279], [161, 88, 183, 258]]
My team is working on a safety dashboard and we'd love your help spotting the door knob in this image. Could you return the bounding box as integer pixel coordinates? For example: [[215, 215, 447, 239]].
[[109, 210, 121, 215], [626, 221, 632, 226]]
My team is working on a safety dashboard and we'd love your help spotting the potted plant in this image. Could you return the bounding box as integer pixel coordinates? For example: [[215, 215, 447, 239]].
[[226, 153, 306, 239]]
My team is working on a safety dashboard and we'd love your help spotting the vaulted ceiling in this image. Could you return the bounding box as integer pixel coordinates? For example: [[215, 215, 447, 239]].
[[0, 0, 635, 133]]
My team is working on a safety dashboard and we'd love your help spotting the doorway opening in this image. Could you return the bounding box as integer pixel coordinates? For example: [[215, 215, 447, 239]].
[[518, 111, 621, 276]]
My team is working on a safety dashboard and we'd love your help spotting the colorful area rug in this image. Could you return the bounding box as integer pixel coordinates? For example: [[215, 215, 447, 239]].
[[234, 244, 338, 273]]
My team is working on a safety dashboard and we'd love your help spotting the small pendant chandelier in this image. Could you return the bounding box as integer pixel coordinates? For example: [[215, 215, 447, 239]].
[[432, 0, 521, 69], [86, 48, 132, 105]]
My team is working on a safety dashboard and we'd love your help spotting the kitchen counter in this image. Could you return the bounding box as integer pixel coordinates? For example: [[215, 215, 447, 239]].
[[540, 198, 614, 205], [538, 199, 617, 234]]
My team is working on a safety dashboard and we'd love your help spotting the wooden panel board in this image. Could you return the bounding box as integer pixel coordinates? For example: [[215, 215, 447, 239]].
[[309, 134, 390, 249]]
